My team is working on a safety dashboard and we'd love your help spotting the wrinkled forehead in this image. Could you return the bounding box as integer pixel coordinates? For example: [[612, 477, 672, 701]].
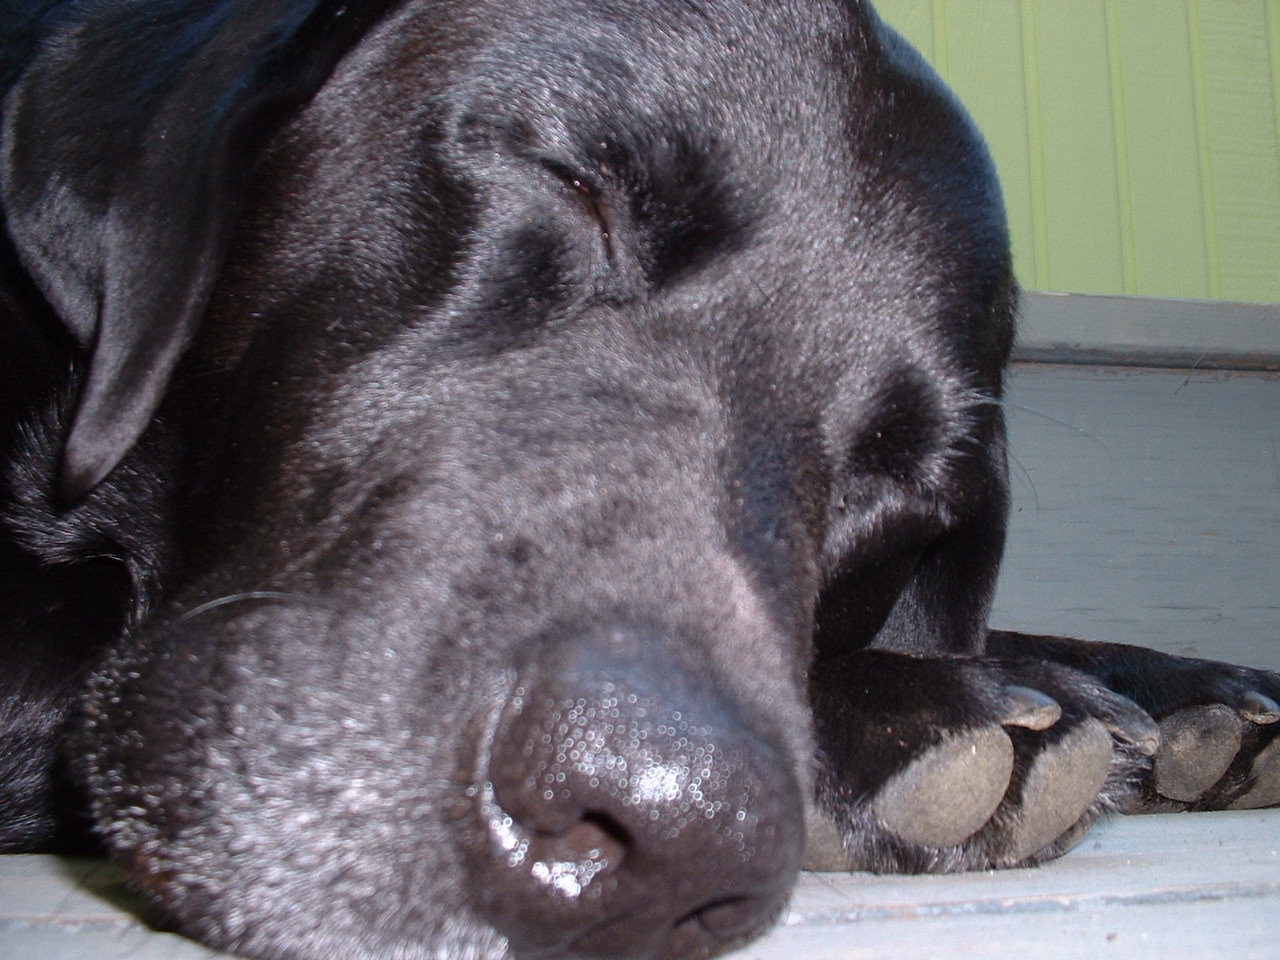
[[377, 0, 866, 160]]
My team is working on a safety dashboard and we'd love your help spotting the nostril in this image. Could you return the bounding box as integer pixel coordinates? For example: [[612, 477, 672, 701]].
[[478, 781, 630, 897], [519, 813, 631, 898], [544, 814, 629, 870]]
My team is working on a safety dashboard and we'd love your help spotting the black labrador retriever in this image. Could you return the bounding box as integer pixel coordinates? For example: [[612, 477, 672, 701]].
[[2, 1, 1277, 958]]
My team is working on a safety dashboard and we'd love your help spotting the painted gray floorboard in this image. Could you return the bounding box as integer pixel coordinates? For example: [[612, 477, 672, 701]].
[[5, 811, 1278, 960], [2, 364, 1278, 959]]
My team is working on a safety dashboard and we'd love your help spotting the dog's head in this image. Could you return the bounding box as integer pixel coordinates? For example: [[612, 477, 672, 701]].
[[3, 0, 1013, 957]]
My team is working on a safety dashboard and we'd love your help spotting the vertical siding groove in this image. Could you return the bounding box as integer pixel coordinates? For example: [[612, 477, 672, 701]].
[[1104, 2, 1137, 295], [930, 0, 949, 77], [1185, 0, 1224, 299], [1020, 0, 1051, 291], [1267, 0, 1280, 207]]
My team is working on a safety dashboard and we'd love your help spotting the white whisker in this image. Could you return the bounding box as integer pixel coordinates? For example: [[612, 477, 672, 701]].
[[175, 591, 311, 625]]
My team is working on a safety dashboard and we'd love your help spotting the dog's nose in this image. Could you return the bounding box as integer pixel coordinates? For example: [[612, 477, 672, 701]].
[[469, 625, 803, 959]]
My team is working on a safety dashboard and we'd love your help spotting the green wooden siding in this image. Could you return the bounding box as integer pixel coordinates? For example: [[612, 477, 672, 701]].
[[874, 0, 1280, 305]]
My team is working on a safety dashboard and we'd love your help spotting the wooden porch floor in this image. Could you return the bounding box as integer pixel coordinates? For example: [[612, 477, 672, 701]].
[[3, 363, 1278, 960]]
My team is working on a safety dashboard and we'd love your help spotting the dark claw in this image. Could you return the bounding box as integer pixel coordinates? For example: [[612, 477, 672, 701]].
[[1092, 695, 1160, 757], [1000, 685, 1061, 731], [1239, 691, 1280, 725]]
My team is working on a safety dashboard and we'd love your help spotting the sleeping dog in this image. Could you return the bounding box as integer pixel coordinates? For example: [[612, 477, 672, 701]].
[[2, 1, 1277, 958]]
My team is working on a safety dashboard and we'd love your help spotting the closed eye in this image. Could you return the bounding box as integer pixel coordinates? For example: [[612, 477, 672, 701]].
[[540, 159, 614, 259]]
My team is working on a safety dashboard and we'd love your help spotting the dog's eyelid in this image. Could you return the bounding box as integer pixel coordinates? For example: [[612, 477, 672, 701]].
[[538, 158, 616, 253], [539, 158, 603, 200]]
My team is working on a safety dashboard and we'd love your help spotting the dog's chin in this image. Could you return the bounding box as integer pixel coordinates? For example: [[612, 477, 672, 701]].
[[71, 605, 496, 960], [77, 599, 807, 960]]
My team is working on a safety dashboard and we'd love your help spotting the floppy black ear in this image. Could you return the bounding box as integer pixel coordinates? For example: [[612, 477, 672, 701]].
[[1, 0, 394, 500]]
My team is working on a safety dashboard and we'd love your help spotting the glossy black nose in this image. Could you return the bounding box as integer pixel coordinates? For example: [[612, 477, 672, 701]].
[[469, 625, 803, 959]]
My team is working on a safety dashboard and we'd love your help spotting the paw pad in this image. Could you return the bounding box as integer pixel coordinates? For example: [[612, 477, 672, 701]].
[[871, 726, 1013, 847], [1004, 717, 1112, 861], [1153, 704, 1241, 802]]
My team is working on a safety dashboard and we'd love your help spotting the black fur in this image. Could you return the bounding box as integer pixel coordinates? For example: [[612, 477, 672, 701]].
[[2, 1, 1277, 958]]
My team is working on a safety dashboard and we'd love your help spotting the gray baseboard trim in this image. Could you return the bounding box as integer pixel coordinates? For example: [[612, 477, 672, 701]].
[[1014, 291, 1280, 371]]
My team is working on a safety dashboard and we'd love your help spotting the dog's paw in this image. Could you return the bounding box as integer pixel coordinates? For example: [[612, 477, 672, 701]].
[[983, 633, 1280, 815], [807, 652, 1157, 874], [867, 685, 1133, 863]]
